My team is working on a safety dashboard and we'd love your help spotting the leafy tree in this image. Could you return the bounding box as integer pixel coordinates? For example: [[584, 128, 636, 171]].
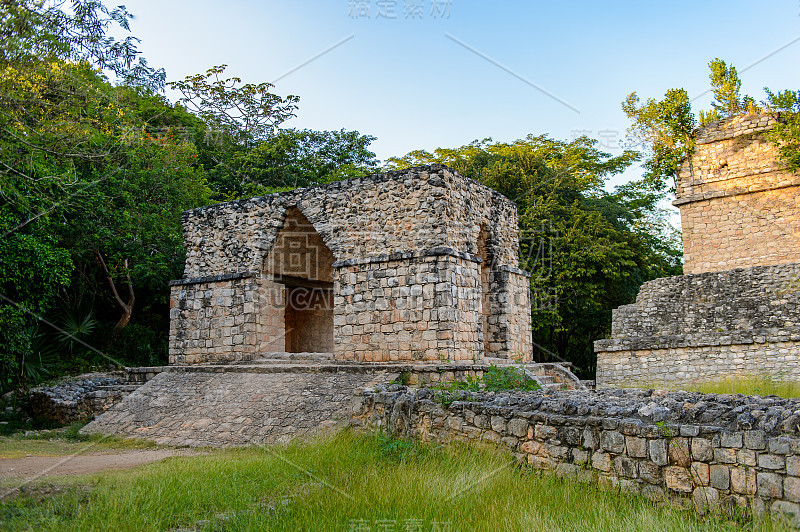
[[238, 128, 378, 193], [0, 1, 212, 389], [387, 136, 681, 376], [168, 65, 298, 146], [763, 88, 800, 172], [621, 89, 695, 194], [0, 0, 164, 90]]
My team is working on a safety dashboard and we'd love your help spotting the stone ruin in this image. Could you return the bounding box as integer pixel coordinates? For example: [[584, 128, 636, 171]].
[[596, 114, 800, 386], [168, 164, 533, 364], [83, 165, 584, 446]]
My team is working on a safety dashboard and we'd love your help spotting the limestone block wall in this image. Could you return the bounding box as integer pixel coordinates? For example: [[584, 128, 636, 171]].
[[179, 165, 521, 277], [595, 263, 800, 386], [169, 274, 260, 364], [353, 387, 800, 519], [676, 114, 800, 274], [333, 250, 500, 363], [169, 165, 533, 364]]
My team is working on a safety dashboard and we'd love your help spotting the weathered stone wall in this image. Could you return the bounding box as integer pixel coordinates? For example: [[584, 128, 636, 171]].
[[595, 263, 800, 386], [169, 274, 261, 364], [353, 386, 800, 519], [676, 114, 800, 274], [179, 165, 519, 277], [169, 165, 533, 363]]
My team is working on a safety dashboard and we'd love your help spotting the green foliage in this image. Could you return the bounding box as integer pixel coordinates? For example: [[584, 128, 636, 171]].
[[0, 432, 779, 530], [0, 0, 384, 390], [624, 58, 800, 195], [105, 323, 163, 366], [482, 365, 541, 392], [235, 128, 379, 195], [707, 58, 759, 119], [0, 0, 164, 90], [763, 88, 800, 172], [0, 0, 214, 389], [168, 64, 299, 146], [622, 89, 695, 193]]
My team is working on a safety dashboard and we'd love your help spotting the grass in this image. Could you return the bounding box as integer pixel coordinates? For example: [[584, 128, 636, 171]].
[[628, 376, 800, 398], [689, 377, 800, 398], [0, 425, 158, 459], [0, 431, 787, 531]]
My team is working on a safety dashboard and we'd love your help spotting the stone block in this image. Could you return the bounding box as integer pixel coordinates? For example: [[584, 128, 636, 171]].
[[665, 466, 693, 493], [769, 437, 792, 455], [591, 452, 613, 472], [693, 487, 720, 516], [713, 447, 737, 464], [639, 461, 662, 485], [490, 416, 506, 433], [786, 476, 800, 503], [691, 438, 714, 462], [600, 431, 625, 454], [730, 467, 757, 495], [535, 424, 557, 440], [737, 449, 757, 467], [507, 418, 528, 438], [744, 430, 767, 450], [614, 456, 639, 479], [709, 464, 730, 490], [649, 439, 669, 466], [720, 432, 743, 448], [787, 455, 800, 477], [771, 501, 800, 528], [626, 436, 647, 458], [758, 472, 783, 499], [669, 438, 691, 467], [758, 454, 785, 471], [690, 462, 709, 486], [519, 440, 541, 455], [583, 427, 600, 450]]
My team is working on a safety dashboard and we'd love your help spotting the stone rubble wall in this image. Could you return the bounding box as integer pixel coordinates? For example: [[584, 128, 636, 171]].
[[676, 114, 800, 274], [82, 369, 395, 446], [28, 373, 129, 424], [595, 263, 800, 386], [169, 165, 533, 363], [352, 386, 800, 520]]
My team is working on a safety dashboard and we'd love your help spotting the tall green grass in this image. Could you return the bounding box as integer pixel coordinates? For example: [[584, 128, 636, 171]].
[[628, 376, 800, 398], [690, 377, 800, 398], [0, 432, 784, 531]]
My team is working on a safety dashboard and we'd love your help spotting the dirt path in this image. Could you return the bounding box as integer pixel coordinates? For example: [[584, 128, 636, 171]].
[[0, 448, 198, 482]]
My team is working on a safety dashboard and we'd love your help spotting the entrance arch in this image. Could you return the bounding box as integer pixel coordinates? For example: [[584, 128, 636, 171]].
[[263, 207, 335, 353]]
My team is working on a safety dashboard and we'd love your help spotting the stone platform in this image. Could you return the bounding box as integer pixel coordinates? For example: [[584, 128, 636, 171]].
[[81, 355, 583, 446], [595, 263, 800, 387]]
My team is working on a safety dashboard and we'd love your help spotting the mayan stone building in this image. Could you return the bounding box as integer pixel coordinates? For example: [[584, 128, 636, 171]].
[[596, 114, 800, 386], [168, 164, 533, 364]]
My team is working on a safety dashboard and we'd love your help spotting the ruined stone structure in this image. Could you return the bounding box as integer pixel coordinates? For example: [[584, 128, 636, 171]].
[[169, 164, 532, 364], [677, 115, 800, 274], [357, 386, 800, 519], [596, 114, 800, 386]]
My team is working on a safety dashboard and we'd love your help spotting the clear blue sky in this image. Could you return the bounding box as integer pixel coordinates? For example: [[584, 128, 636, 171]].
[[121, 0, 800, 190]]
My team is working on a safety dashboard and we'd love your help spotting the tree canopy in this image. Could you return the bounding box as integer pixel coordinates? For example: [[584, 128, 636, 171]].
[[387, 136, 682, 375], [623, 58, 800, 194], [0, 0, 379, 391]]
